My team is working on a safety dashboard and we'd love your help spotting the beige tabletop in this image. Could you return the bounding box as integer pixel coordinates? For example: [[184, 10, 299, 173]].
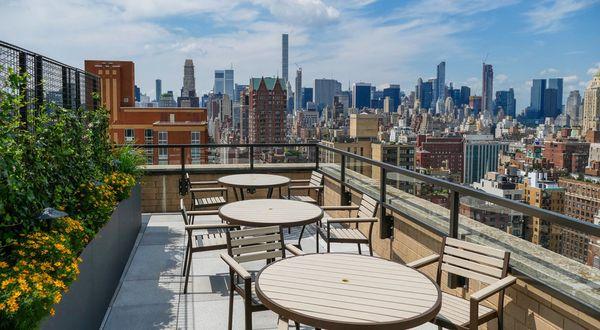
[[218, 199, 323, 227], [218, 174, 290, 188], [256, 253, 441, 330]]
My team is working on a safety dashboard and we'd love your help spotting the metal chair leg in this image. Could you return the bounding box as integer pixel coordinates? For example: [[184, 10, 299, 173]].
[[228, 272, 234, 330], [357, 243, 362, 255], [182, 244, 190, 276], [368, 240, 373, 256], [183, 249, 193, 294]]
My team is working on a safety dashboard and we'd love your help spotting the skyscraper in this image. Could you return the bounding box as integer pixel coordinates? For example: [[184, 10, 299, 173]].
[[282, 34, 289, 83], [548, 78, 564, 111], [213, 69, 234, 97], [178, 59, 200, 107], [583, 72, 600, 133], [543, 88, 559, 118], [353, 83, 371, 109], [416, 79, 433, 111], [314, 79, 341, 109], [495, 89, 516, 118], [383, 84, 401, 113], [301, 87, 313, 109], [294, 68, 302, 112], [482, 63, 494, 113], [234, 83, 247, 103], [436, 61, 446, 102], [460, 86, 471, 107], [463, 135, 508, 184], [566, 90, 582, 125], [530, 79, 547, 116], [155, 79, 162, 102], [134, 85, 140, 102]]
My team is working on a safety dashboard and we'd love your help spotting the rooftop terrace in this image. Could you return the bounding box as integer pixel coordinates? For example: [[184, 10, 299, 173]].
[[97, 142, 600, 329]]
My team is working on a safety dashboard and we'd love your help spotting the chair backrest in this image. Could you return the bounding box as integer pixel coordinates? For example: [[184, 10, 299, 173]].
[[309, 171, 324, 188], [179, 198, 191, 225], [437, 237, 510, 285], [226, 226, 286, 264], [357, 194, 379, 218]]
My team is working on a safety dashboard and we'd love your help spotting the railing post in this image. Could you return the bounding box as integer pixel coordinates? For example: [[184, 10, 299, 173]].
[[250, 145, 254, 171], [18, 51, 28, 128], [379, 167, 392, 239], [340, 154, 346, 205], [34, 55, 44, 113], [314, 144, 319, 170], [180, 146, 185, 174], [74, 72, 81, 110], [448, 190, 464, 288], [62, 67, 72, 110]]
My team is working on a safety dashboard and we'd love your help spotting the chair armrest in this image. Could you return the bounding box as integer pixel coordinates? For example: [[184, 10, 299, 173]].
[[327, 217, 378, 224], [190, 187, 228, 192], [470, 276, 517, 302], [190, 180, 219, 186], [185, 224, 235, 231], [220, 253, 251, 280], [289, 185, 324, 190], [290, 179, 310, 183], [285, 244, 305, 256], [187, 210, 220, 215], [406, 254, 440, 269], [321, 205, 360, 211]]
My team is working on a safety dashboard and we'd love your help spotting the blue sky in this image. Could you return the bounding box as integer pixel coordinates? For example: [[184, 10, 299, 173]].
[[1, 0, 599, 112]]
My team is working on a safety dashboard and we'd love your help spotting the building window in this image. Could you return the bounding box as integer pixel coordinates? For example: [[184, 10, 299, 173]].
[[144, 129, 154, 164], [124, 129, 135, 143], [158, 131, 168, 165], [191, 131, 201, 164]]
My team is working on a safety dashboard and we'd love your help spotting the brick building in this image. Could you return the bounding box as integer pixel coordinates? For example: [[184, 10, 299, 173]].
[[85, 60, 208, 165], [542, 140, 589, 173], [558, 178, 600, 265], [415, 135, 464, 181], [245, 77, 286, 144]]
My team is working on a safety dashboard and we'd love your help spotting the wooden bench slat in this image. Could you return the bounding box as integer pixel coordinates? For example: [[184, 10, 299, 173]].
[[234, 250, 284, 263], [442, 254, 503, 278], [444, 246, 505, 268], [441, 263, 498, 284], [445, 237, 506, 259], [229, 226, 280, 238], [231, 242, 283, 255]]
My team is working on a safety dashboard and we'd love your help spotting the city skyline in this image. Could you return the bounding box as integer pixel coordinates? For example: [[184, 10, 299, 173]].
[[2, 0, 599, 112]]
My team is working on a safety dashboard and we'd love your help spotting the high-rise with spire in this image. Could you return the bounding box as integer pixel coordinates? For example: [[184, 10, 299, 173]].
[[294, 67, 302, 113], [282, 34, 289, 83], [436, 61, 446, 102], [482, 63, 494, 113], [177, 59, 199, 107]]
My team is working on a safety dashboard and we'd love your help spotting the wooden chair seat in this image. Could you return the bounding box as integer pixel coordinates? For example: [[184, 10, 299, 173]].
[[289, 195, 317, 203], [194, 196, 227, 207], [328, 227, 367, 242], [437, 292, 497, 327], [194, 230, 228, 249]]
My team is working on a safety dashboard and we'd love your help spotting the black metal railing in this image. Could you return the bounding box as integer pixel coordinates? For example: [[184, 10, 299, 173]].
[[130, 142, 600, 241], [0, 40, 100, 126]]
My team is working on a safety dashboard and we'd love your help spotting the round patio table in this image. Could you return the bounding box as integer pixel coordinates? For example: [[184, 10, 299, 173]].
[[219, 199, 323, 247], [255, 253, 441, 330], [218, 174, 290, 200]]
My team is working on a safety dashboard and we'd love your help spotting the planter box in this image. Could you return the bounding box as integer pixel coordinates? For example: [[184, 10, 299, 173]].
[[42, 184, 142, 330]]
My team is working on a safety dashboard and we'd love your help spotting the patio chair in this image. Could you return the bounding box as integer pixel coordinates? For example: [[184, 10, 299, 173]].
[[185, 173, 228, 212], [221, 226, 304, 330], [287, 171, 324, 204], [407, 237, 516, 330], [180, 199, 238, 294], [316, 193, 379, 255]]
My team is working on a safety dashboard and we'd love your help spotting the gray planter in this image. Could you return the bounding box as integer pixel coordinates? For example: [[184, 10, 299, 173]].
[[42, 184, 141, 330]]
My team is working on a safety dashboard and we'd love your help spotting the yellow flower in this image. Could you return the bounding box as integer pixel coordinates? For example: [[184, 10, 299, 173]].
[[50, 308, 56, 316], [0, 261, 8, 268]]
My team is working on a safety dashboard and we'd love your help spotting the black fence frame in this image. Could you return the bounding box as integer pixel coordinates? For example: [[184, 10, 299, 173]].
[[0, 40, 100, 126]]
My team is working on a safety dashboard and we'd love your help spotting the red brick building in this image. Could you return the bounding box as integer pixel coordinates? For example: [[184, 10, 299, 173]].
[[246, 77, 286, 144], [415, 135, 464, 181], [85, 60, 208, 165], [542, 140, 589, 173]]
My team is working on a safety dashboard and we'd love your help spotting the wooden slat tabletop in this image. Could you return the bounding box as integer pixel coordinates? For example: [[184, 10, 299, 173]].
[[219, 199, 324, 227], [218, 174, 290, 188], [256, 253, 441, 330]]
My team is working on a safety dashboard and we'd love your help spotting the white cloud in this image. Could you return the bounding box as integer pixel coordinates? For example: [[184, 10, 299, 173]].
[[526, 0, 598, 33], [251, 0, 340, 25], [587, 63, 600, 76], [563, 75, 578, 83], [540, 68, 559, 75], [495, 74, 508, 84]]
